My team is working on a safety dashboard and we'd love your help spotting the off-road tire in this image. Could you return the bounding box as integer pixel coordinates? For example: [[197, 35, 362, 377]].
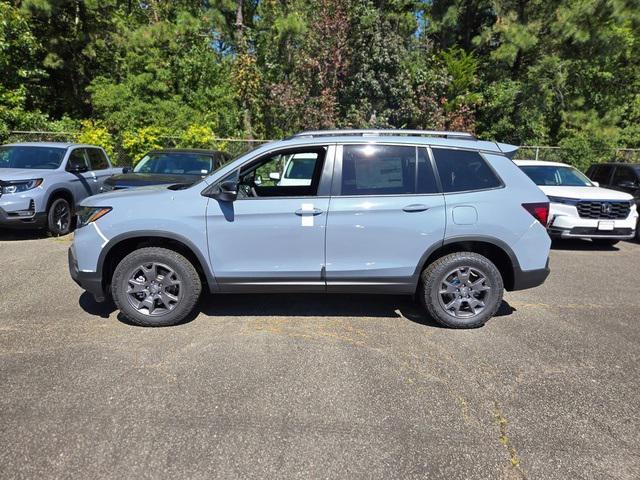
[[112, 247, 202, 327], [420, 252, 504, 329], [47, 197, 72, 236]]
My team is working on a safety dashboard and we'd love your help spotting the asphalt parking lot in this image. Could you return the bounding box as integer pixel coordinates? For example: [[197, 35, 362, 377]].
[[1, 232, 639, 479]]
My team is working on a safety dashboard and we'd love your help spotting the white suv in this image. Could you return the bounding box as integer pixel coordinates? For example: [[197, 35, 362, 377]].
[[516, 160, 638, 245]]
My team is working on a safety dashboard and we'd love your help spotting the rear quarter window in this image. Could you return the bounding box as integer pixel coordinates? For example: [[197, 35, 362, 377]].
[[432, 148, 502, 193]]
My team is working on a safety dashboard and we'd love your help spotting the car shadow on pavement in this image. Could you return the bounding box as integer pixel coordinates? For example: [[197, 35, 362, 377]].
[[0, 229, 49, 241], [550, 239, 620, 251], [79, 291, 517, 329]]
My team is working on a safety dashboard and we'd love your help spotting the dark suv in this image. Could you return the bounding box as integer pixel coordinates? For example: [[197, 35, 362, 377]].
[[586, 163, 640, 240]]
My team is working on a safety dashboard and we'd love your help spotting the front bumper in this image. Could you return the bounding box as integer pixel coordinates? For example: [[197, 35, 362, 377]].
[[0, 205, 46, 228], [548, 203, 637, 240], [69, 246, 106, 301]]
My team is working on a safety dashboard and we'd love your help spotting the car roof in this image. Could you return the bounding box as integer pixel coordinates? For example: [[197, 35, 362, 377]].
[[264, 135, 515, 155], [146, 148, 227, 155], [2, 141, 83, 149], [514, 160, 572, 167]]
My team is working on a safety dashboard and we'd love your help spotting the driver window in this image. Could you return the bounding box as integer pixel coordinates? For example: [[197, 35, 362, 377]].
[[237, 148, 326, 198], [67, 149, 89, 171]]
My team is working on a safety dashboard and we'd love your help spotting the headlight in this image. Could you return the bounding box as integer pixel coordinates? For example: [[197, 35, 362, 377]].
[[1, 178, 43, 194], [547, 196, 578, 205], [76, 206, 112, 228]]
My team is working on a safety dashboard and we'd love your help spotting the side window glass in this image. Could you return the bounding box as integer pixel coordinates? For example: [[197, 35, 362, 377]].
[[612, 166, 636, 186], [341, 145, 416, 195], [417, 147, 438, 193], [87, 149, 109, 170], [591, 165, 611, 184], [237, 148, 326, 198], [433, 148, 501, 193], [67, 149, 89, 172]]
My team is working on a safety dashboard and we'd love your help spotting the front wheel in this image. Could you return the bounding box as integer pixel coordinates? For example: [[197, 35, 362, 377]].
[[112, 247, 202, 327], [420, 252, 504, 329], [47, 198, 72, 236]]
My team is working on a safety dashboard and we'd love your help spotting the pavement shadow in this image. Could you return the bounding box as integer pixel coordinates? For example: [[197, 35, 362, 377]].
[[80, 291, 517, 329], [79, 292, 116, 319], [551, 239, 620, 251], [0, 229, 48, 241]]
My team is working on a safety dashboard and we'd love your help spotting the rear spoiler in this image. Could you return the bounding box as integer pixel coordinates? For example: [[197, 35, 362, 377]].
[[496, 142, 519, 159]]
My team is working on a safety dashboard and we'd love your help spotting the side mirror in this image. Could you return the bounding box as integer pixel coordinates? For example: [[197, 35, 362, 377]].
[[212, 180, 238, 202], [122, 166, 133, 174], [269, 172, 281, 181]]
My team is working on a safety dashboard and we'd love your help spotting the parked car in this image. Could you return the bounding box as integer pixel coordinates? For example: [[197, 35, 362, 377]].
[[101, 149, 231, 191], [586, 162, 640, 241], [515, 160, 638, 245], [0, 142, 119, 235], [69, 129, 551, 329]]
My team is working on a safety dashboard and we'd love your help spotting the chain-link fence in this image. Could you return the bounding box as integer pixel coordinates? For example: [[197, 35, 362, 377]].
[[4, 131, 269, 166], [514, 145, 640, 163], [4, 130, 640, 166]]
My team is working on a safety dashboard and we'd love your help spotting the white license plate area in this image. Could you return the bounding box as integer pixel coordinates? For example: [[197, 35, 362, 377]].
[[598, 221, 615, 231]]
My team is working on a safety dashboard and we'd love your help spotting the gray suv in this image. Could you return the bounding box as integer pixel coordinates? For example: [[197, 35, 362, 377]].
[[0, 142, 120, 235], [69, 130, 551, 329]]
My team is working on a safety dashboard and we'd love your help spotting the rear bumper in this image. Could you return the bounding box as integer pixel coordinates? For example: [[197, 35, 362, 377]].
[[511, 258, 550, 291], [68, 246, 106, 301]]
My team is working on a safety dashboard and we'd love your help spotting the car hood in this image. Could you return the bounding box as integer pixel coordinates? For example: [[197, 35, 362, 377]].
[[82, 184, 171, 206], [105, 173, 203, 188], [539, 185, 633, 201], [0, 168, 55, 181]]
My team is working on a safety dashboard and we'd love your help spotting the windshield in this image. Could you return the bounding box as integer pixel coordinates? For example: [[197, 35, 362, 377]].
[[0, 146, 66, 170], [520, 165, 593, 187], [133, 153, 215, 175]]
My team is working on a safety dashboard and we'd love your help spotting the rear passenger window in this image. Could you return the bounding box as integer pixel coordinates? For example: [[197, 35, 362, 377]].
[[87, 149, 109, 170], [341, 145, 438, 195], [432, 148, 501, 193]]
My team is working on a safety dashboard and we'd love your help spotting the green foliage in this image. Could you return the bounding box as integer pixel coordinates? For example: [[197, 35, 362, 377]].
[[77, 120, 116, 162], [0, 0, 638, 156], [122, 127, 166, 165]]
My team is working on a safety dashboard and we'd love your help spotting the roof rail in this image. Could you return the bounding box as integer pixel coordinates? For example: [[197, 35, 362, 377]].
[[292, 129, 476, 140]]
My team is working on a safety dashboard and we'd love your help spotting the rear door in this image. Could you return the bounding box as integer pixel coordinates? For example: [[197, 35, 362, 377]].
[[325, 144, 445, 293]]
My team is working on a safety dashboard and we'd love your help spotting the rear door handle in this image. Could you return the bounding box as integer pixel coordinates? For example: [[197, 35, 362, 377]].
[[403, 204, 429, 213], [295, 208, 323, 216]]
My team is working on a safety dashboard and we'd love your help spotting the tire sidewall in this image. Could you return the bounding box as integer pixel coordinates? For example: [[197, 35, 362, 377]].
[[112, 248, 202, 327], [47, 198, 72, 236], [423, 253, 504, 328]]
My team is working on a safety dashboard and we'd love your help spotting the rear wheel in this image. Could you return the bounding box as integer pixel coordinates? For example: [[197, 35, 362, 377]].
[[420, 252, 504, 329], [592, 238, 619, 246], [112, 247, 202, 327], [47, 197, 72, 236]]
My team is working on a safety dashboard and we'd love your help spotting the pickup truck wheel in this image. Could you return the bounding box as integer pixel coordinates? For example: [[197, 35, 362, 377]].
[[421, 252, 503, 329], [47, 198, 72, 236], [112, 247, 202, 327]]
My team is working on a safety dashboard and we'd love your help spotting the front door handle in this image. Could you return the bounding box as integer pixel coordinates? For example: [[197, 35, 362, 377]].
[[403, 204, 429, 213], [295, 208, 323, 216]]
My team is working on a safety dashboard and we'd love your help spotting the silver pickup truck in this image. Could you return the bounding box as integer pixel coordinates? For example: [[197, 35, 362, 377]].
[[0, 142, 121, 235]]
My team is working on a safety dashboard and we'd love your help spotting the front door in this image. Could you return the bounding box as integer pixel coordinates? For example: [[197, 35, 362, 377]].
[[325, 144, 446, 293], [65, 148, 95, 201], [86, 148, 113, 193], [206, 145, 334, 291]]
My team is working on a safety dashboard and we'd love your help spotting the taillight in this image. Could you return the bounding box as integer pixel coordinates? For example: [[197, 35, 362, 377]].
[[522, 202, 549, 226]]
